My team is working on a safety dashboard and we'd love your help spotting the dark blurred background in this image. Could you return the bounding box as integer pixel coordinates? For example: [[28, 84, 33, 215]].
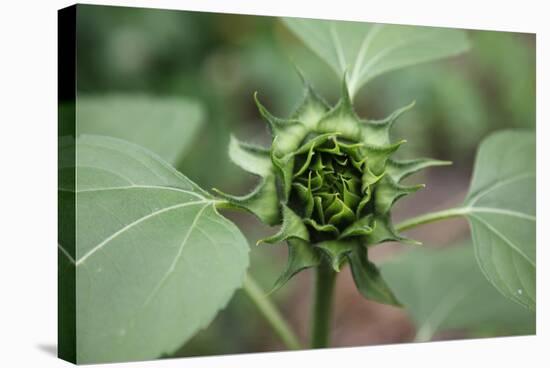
[[75, 4, 536, 358]]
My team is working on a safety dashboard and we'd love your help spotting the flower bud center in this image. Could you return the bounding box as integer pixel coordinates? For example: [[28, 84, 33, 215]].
[[289, 137, 368, 237]]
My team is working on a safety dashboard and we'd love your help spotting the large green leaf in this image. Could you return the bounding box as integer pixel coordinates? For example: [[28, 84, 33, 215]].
[[282, 17, 469, 97], [381, 245, 535, 341], [462, 130, 536, 310], [76, 95, 204, 164], [58, 135, 249, 364]]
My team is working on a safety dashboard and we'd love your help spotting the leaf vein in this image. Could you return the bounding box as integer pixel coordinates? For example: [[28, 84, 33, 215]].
[[329, 23, 347, 72], [349, 24, 383, 94], [76, 200, 209, 265], [467, 173, 535, 206], [143, 203, 210, 306], [60, 185, 206, 200], [58, 243, 76, 263], [468, 207, 535, 221], [469, 214, 535, 267]]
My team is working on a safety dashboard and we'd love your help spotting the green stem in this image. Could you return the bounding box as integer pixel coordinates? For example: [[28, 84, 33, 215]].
[[242, 274, 302, 350], [310, 264, 337, 349], [395, 207, 468, 232]]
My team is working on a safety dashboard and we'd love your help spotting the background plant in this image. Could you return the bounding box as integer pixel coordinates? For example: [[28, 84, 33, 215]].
[[59, 5, 536, 364]]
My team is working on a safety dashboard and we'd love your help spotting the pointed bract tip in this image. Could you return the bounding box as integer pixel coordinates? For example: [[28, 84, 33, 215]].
[[265, 284, 279, 297], [400, 237, 423, 246], [415, 183, 427, 190], [340, 72, 353, 105], [211, 187, 237, 203], [211, 188, 244, 210], [291, 62, 308, 84], [212, 198, 233, 210], [253, 91, 261, 104]]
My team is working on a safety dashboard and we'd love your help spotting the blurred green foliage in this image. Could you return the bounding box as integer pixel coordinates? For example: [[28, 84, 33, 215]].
[[363, 30, 535, 164], [75, 94, 204, 164], [381, 243, 535, 341], [75, 4, 535, 357]]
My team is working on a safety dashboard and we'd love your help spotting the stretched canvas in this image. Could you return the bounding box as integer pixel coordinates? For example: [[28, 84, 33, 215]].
[[58, 4, 536, 364]]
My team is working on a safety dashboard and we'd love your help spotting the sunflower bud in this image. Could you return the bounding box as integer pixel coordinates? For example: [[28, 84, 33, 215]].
[[215, 76, 450, 305]]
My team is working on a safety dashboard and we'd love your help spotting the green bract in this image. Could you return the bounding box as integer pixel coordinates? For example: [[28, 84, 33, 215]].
[[216, 77, 450, 306]]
